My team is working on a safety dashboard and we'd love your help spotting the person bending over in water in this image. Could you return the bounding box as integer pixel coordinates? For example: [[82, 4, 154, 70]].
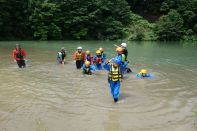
[[73, 46, 86, 69], [57, 47, 67, 65], [82, 61, 95, 75], [12, 44, 26, 68]]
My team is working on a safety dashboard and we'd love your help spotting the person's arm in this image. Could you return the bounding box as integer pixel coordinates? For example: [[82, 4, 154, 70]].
[[12, 50, 16, 62], [73, 52, 76, 60], [103, 63, 110, 71], [90, 55, 93, 64], [93, 55, 96, 64], [22, 49, 26, 58], [83, 52, 86, 61]]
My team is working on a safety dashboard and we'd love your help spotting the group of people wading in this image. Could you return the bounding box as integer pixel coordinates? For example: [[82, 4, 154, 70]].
[[12, 43, 151, 103], [72, 43, 130, 103]]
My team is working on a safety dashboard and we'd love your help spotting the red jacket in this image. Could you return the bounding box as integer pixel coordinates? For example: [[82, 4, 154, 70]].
[[13, 48, 26, 60], [73, 51, 86, 61]]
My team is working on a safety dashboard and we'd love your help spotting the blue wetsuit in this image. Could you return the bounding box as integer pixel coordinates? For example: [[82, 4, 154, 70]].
[[136, 73, 152, 78], [82, 65, 96, 75], [104, 63, 122, 102]]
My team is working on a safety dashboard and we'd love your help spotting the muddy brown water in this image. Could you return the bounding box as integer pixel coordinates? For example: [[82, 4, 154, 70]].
[[0, 41, 197, 131]]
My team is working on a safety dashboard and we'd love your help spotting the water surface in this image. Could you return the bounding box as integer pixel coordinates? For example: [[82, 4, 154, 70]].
[[0, 41, 197, 131]]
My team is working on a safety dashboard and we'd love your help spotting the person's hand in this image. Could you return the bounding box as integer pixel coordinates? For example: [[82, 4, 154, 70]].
[[14, 60, 16, 62]]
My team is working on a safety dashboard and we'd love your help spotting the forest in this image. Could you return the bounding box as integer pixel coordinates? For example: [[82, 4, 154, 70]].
[[0, 0, 196, 41]]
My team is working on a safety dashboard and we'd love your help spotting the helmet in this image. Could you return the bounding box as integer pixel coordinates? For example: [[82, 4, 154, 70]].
[[99, 47, 103, 52], [85, 61, 90, 66], [86, 50, 90, 55], [121, 43, 127, 48], [113, 57, 121, 65], [77, 46, 82, 50], [116, 47, 123, 52], [140, 69, 147, 74], [96, 50, 101, 54]]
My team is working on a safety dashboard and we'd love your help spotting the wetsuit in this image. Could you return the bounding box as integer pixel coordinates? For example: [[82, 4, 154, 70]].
[[104, 63, 122, 102]]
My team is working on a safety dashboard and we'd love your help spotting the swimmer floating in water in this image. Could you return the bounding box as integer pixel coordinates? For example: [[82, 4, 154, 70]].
[[136, 69, 152, 78]]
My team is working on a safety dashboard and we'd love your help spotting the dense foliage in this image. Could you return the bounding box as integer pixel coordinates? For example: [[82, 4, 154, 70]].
[[0, 0, 196, 41]]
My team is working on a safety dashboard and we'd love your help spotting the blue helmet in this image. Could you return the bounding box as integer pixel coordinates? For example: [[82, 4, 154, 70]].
[[113, 57, 121, 65]]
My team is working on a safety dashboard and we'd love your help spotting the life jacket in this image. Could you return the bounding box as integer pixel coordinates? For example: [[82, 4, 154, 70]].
[[109, 65, 122, 82], [123, 48, 128, 61], [76, 52, 83, 60], [16, 50, 23, 59], [95, 57, 102, 64], [121, 54, 125, 63], [83, 66, 91, 74]]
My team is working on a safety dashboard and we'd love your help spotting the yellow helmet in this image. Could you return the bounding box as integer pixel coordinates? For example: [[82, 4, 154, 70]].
[[116, 47, 123, 52], [96, 50, 101, 54], [85, 61, 90, 66], [140, 69, 147, 74], [86, 50, 90, 55], [99, 47, 103, 52]]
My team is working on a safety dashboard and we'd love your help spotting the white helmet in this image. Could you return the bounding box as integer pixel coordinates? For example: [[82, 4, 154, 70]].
[[121, 43, 127, 48], [77, 46, 82, 50]]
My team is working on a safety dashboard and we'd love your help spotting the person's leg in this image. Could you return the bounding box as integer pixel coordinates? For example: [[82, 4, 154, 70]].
[[81, 60, 84, 68], [79, 60, 83, 68], [109, 81, 115, 98], [17, 60, 22, 68], [57, 58, 62, 64], [21, 60, 26, 68], [76, 60, 81, 69], [113, 81, 120, 102]]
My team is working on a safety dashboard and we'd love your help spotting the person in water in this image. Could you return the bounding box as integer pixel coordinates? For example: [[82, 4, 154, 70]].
[[73, 46, 86, 69], [12, 44, 26, 68], [120, 43, 128, 61], [93, 50, 103, 70], [85, 50, 93, 64], [99, 47, 106, 63], [82, 61, 95, 75], [136, 69, 152, 78], [57, 47, 67, 65], [104, 57, 123, 103], [115, 47, 128, 75], [120, 43, 132, 73]]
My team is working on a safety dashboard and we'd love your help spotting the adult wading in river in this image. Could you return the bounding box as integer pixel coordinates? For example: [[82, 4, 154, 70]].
[[57, 47, 67, 65], [12, 44, 26, 68], [104, 57, 123, 103], [73, 46, 86, 69]]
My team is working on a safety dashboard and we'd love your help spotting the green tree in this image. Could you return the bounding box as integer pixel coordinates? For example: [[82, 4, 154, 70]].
[[28, 0, 62, 40], [155, 10, 184, 41], [0, 0, 30, 40], [60, 0, 132, 40]]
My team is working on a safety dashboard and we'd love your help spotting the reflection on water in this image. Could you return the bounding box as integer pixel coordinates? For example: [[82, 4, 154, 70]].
[[0, 41, 197, 131]]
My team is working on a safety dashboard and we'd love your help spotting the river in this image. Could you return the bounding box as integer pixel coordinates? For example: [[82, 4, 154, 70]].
[[0, 41, 197, 131]]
